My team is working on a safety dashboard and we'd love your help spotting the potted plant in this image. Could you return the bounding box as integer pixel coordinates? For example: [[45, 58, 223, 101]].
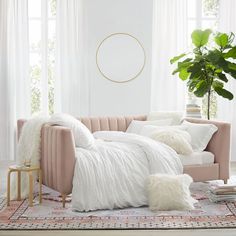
[[170, 29, 236, 119]]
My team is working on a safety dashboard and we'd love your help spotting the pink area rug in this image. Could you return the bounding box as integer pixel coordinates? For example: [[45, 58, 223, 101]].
[[0, 182, 236, 230]]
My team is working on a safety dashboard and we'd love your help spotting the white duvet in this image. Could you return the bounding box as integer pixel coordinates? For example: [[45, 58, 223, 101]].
[[72, 131, 183, 211]]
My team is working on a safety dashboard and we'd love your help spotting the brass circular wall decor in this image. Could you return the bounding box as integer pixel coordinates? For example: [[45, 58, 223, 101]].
[[96, 33, 146, 83]]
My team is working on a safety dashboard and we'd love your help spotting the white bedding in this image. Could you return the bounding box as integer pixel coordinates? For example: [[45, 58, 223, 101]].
[[72, 131, 183, 212], [179, 151, 214, 166]]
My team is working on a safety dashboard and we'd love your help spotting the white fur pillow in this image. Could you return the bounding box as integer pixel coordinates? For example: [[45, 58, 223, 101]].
[[147, 174, 197, 211], [141, 126, 193, 155], [49, 113, 94, 149]]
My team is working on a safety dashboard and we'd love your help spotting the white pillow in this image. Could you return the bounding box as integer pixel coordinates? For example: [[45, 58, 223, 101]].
[[140, 125, 187, 137], [141, 126, 193, 155], [49, 113, 94, 149], [147, 174, 197, 211], [126, 119, 172, 134], [147, 111, 184, 125], [181, 120, 218, 152]]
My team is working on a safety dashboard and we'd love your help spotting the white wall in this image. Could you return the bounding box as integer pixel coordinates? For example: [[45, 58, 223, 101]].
[[82, 0, 153, 116]]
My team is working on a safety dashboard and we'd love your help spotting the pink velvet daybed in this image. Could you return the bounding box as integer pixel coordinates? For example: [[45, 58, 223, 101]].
[[17, 115, 231, 207]]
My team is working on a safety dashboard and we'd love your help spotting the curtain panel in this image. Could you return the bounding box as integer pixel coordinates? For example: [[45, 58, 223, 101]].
[[55, 0, 89, 117], [218, 0, 236, 161], [151, 0, 188, 112], [0, 0, 30, 161]]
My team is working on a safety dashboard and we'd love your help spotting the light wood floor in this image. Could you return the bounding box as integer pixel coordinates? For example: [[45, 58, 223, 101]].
[[1, 162, 236, 236]]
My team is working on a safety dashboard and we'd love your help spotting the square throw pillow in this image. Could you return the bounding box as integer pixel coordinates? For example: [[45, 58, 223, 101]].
[[147, 111, 184, 125], [181, 120, 218, 152], [126, 119, 172, 134], [147, 174, 197, 211], [140, 125, 193, 155]]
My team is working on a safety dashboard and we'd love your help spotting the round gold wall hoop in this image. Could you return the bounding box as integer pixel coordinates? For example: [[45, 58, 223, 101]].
[[96, 33, 146, 83]]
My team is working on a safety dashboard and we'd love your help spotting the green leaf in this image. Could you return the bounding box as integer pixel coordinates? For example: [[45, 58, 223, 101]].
[[212, 80, 224, 89], [172, 58, 193, 75], [191, 29, 212, 47], [217, 73, 228, 82], [182, 58, 193, 63], [206, 49, 222, 63], [187, 77, 201, 92], [179, 68, 190, 81], [207, 50, 229, 71], [224, 61, 236, 79], [214, 33, 228, 48], [170, 53, 186, 64], [227, 71, 236, 79], [213, 87, 234, 100], [194, 80, 209, 97], [215, 68, 223, 73], [188, 63, 202, 73], [228, 62, 236, 70], [177, 60, 193, 69], [224, 47, 236, 59], [188, 63, 204, 80]]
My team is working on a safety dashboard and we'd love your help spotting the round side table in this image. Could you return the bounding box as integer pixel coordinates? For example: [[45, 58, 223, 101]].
[[7, 165, 42, 207]]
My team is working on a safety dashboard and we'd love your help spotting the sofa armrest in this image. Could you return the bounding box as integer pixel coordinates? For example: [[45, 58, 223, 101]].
[[185, 118, 231, 181], [41, 125, 76, 194]]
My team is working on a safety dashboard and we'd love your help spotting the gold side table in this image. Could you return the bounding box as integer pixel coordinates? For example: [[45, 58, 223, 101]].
[[7, 165, 42, 207]]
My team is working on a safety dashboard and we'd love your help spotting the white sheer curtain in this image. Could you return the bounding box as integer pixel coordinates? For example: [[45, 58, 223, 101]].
[[151, 0, 188, 111], [0, 0, 30, 161], [218, 0, 236, 161], [55, 0, 89, 117]]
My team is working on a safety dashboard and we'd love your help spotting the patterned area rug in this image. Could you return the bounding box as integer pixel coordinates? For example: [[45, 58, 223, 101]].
[[0, 182, 236, 230]]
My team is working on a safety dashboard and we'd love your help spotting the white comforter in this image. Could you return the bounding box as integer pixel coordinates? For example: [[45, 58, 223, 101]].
[[72, 131, 183, 211]]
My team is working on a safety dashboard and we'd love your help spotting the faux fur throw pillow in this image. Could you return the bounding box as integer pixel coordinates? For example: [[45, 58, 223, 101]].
[[147, 174, 197, 211], [142, 126, 193, 155]]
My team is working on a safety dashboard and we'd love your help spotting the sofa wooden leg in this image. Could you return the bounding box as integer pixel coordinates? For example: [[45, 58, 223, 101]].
[[61, 194, 66, 208]]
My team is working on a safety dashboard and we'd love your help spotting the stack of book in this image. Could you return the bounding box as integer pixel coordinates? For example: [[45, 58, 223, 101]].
[[208, 185, 236, 202], [186, 103, 202, 118]]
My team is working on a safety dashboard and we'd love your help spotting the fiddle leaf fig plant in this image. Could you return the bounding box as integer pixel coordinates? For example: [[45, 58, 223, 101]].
[[170, 29, 236, 119]]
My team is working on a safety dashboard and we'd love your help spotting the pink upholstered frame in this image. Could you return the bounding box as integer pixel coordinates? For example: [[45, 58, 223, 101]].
[[17, 115, 231, 205]]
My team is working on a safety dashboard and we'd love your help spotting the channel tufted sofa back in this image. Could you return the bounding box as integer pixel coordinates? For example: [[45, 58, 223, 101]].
[[79, 115, 147, 132]]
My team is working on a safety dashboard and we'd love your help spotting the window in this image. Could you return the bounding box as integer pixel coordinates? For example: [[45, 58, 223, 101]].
[[28, 0, 56, 115], [187, 0, 219, 118]]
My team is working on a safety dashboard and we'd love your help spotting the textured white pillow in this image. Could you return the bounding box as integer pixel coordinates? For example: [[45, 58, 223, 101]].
[[147, 174, 197, 211], [141, 125, 193, 155], [181, 120, 218, 152], [126, 119, 172, 134], [140, 125, 187, 137], [49, 113, 94, 148], [147, 111, 184, 125]]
